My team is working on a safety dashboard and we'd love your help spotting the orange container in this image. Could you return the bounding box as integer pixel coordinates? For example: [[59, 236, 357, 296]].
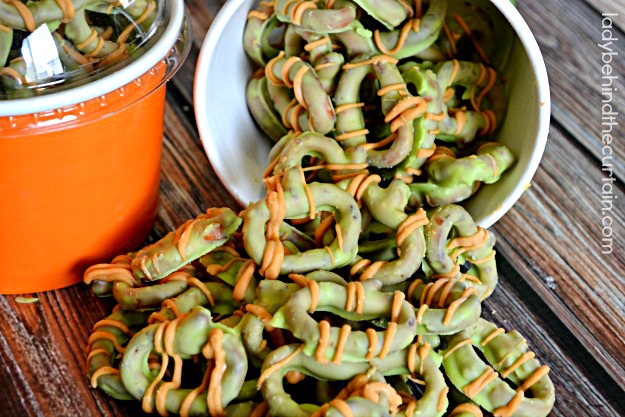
[[0, 0, 190, 294]]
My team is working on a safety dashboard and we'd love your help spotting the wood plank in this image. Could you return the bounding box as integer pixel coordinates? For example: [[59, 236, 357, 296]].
[[170, 0, 228, 106], [518, 0, 625, 179], [492, 121, 625, 391], [583, 0, 625, 32]]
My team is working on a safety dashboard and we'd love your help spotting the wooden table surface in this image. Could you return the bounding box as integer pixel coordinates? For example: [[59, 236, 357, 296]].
[[1, 0, 624, 416]]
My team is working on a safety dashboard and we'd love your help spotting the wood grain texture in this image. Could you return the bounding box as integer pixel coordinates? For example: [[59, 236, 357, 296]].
[[1, 0, 623, 416], [517, 0, 625, 179], [493, 122, 625, 389], [584, 0, 625, 32]]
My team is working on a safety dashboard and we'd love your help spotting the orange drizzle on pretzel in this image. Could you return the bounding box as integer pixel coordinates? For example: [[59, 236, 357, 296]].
[[336, 128, 369, 141], [396, 209, 429, 246], [493, 392, 523, 417], [4, 0, 35, 32], [162, 299, 181, 317], [443, 337, 473, 359], [378, 321, 397, 359], [442, 23, 457, 56], [464, 366, 499, 398], [342, 55, 398, 70], [247, 10, 269, 20], [87, 331, 126, 354], [232, 259, 255, 302], [384, 96, 427, 132], [257, 344, 304, 389], [390, 291, 405, 323], [305, 36, 331, 52], [482, 327, 505, 346], [307, 279, 320, 313], [407, 279, 423, 303], [335, 102, 364, 114], [324, 245, 335, 265], [449, 403, 483, 417], [315, 320, 331, 363], [438, 387, 449, 411], [416, 146, 437, 159], [374, 17, 422, 56], [416, 304, 428, 324], [443, 87, 455, 102], [246, 304, 275, 331], [90, 366, 119, 388], [378, 83, 406, 96], [360, 132, 398, 151], [118, 0, 155, 44], [281, 56, 300, 88], [454, 110, 467, 135], [453, 15, 490, 64], [289, 273, 309, 287], [332, 324, 352, 364], [359, 260, 386, 281], [444, 287, 477, 325], [188, 277, 216, 306], [448, 227, 489, 260], [426, 112, 446, 121], [365, 328, 378, 360], [142, 322, 169, 413], [432, 262, 460, 280]]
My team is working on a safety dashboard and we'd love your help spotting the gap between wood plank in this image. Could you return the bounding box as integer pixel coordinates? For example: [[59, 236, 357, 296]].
[[495, 253, 625, 414]]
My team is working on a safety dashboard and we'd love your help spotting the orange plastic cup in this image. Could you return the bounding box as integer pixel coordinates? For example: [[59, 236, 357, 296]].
[[0, 1, 190, 294]]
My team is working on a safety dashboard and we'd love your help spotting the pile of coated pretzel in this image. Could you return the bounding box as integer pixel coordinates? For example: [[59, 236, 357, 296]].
[[84, 0, 555, 416]]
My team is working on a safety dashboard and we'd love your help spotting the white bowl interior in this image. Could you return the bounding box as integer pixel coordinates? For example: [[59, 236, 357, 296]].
[[194, 0, 549, 227]]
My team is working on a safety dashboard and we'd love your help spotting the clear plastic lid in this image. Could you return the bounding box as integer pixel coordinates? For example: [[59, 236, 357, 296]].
[[0, 0, 176, 101]]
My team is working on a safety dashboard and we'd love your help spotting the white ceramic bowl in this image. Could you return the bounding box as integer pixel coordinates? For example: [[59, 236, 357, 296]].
[[194, 0, 550, 228]]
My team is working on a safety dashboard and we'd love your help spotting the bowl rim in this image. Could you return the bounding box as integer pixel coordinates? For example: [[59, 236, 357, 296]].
[[194, 0, 256, 207], [194, 0, 551, 228], [473, 0, 550, 228], [0, 0, 186, 117]]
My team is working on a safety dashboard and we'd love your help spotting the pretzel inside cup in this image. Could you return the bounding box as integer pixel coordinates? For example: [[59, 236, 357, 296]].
[[0, 0, 160, 97]]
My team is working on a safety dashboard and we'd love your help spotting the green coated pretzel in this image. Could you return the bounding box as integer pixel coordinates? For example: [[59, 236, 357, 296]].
[[270, 131, 367, 175], [409, 181, 477, 208], [146, 279, 245, 323], [373, 0, 447, 60], [239, 279, 301, 367], [120, 307, 248, 416], [274, 0, 357, 34], [258, 342, 447, 417], [442, 318, 555, 417], [131, 207, 242, 282], [407, 276, 481, 335], [243, 2, 282, 66], [333, 54, 420, 168], [247, 75, 290, 142], [244, 168, 362, 278], [294, 29, 345, 95], [84, 253, 137, 297], [331, 21, 376, 58], [271, 280, 417, 361], [394, 61, 443, 175], [352, 180, 427, 285], [351, 0, 408, 29], [434, 60, 507, 142], [424, 204, 497, 299], [425, 143, 515, 188], [264, 53, 336, 134], [86, 308, 152, 400]]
